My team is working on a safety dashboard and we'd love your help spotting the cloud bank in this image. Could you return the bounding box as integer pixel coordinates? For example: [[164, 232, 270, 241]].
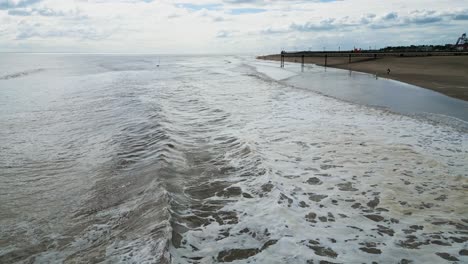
[[0, 0, 467, 53]]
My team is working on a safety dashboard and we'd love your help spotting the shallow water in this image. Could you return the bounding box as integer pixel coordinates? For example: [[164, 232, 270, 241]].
[[255, 60, 468, 124], [0, 54, 467, 263]]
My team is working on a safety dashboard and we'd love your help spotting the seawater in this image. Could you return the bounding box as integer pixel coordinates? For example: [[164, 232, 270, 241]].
[[0, 54, 467, 263]]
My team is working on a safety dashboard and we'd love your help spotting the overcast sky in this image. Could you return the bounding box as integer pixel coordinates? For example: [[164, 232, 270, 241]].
[[0, 0, 467, 53]]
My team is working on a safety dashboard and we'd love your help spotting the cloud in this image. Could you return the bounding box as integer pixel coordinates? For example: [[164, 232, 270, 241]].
[[0, 0, 41, 10], [8, 8, 31, 16], [223, 0, 259, 3], [404, 10, 442, 24], [382, 12, 398, 20], [290, 18, 337, 31], [264, 9, 468, 34], [216, 30, 230, 38], [451, 9, 468, 20], [167, 13, 180, 19], [359, 13, 376, 25], [17, 27, 112, 40], [176, 3, 222, 11], [212, 16, 225, 22], [260, 26, 289, 34], [223, 0, 342, 4], [6, 7, 87, 19], [16, 21, 112, 40], [78, 0, 154, 3], [454, 14, 468, 20], [35, 7, 65, 16], [1, 0, 467, 54]]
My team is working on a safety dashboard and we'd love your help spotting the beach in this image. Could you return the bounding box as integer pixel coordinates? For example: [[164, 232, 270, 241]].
[[258, 55, 468, 101]]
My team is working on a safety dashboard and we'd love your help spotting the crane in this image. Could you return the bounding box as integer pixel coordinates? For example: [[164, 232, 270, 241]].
[[455, 33, 468, 51], [456, 33, 467, 45]]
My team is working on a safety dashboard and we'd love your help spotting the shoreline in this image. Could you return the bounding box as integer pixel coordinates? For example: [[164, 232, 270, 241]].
[[257, 55, 468, 101]]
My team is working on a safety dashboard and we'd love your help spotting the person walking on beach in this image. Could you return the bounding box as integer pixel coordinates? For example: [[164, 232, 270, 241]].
[[387, 68, 391, 75]]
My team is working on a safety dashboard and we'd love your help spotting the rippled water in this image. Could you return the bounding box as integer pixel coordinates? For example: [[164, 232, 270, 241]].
[[0, 54, 467, 263]]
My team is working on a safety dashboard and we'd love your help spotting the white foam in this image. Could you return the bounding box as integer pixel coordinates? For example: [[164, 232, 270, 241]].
[[173, 59, 468, 263]]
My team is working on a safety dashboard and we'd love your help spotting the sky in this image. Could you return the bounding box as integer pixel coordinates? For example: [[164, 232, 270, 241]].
[[0, 0, 467, 54]]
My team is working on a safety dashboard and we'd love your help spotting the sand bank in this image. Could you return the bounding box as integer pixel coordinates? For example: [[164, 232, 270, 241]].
[[258, 55, 468, 101]]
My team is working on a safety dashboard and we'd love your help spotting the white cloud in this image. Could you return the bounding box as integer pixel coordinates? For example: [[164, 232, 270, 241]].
[[0, 0, 467, 53]]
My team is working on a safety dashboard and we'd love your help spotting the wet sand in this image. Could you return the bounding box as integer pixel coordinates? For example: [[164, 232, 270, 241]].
[[258, 55, 468, 101]]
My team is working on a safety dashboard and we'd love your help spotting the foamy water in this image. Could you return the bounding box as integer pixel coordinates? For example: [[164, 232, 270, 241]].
[[0, 54, 467, 263]]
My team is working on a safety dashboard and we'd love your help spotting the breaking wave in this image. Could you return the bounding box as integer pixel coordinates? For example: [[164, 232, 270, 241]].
[[0, 55, 466, 263], [0, 69, 45, 80]]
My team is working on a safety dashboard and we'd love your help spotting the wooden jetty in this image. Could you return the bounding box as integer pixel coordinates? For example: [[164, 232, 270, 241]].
[[278, 51, 468, 68]]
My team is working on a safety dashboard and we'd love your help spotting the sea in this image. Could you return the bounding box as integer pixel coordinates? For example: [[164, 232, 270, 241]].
[[0, 54, 467, 263]]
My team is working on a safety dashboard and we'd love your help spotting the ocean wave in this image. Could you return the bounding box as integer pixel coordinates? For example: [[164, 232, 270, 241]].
[[1, 55, 466, 264], [0, 69, 45, 80], [169, 58, 468, 263]]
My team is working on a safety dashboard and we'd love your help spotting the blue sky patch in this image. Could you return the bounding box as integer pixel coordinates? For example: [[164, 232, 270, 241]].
[[229, 8, 266, 15]]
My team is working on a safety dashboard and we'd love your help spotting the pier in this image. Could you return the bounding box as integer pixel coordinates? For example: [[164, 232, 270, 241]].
[[278, 51, 468, 68]]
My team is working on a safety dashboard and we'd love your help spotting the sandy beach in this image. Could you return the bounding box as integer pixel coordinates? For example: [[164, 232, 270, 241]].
[[258, 55, 468, 101]]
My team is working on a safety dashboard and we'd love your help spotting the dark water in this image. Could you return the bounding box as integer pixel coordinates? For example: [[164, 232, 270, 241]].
[[0, 54, 467, 263]]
